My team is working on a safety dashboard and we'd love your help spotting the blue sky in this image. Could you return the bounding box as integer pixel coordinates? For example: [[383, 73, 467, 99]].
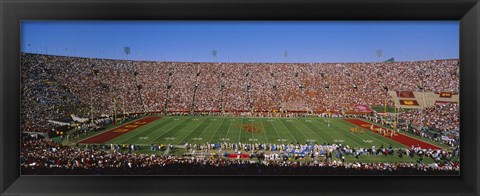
[[21, 21, 459, 63]]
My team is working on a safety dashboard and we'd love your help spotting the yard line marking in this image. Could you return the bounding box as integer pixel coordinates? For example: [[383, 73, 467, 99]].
[[144, 117, 192, 144], [259, 117, 269, 143], [302, 118, 338, 142], [223, 119, 235, 142], [295, 118, 329, 144], [116, 117, 175, 144], [323, 119, 369, 147], [237, 117, 244, 143], [337, 119, 394, 147], [284, 119, 313, 143], [207, 117, 227, 143], [267, 118, 282, 140], [315, 119, 359, 145], [318, 119, 369, 147], [174, 117, 210, 145], [247, 118, 259, 143], [277, 119, 301, 143], [250, 121, 255, 142], [197, 118, 223, 143]]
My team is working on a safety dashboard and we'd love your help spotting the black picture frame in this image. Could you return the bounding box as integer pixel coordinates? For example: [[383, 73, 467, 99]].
[[1, 0, 479, 195]]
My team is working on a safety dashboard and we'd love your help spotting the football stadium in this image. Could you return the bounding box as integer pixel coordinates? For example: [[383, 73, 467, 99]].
[[20, 52, 460, 175]]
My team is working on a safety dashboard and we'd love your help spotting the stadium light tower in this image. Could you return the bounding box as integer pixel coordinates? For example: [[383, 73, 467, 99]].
[[212, 50, 217, 62], [90, 90, 94, 121], [376, 49, 383, 62], [124, 47, 130, 59], [124, 46, 147, 114]]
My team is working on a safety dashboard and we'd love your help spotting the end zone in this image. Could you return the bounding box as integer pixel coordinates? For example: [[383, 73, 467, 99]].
[[79, 116, 160, 144], [343, 118, 442, 150]]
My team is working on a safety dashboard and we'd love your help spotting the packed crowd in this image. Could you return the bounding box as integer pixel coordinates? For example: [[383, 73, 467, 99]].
[[21, 55, 90, 132], [21, 53, 459, 132], [398, 103, 459, 146], [182, 141, 459, 163], [399, 103, 459, 133], [20, 53, 461, 175], [21, 139, 459, 175]]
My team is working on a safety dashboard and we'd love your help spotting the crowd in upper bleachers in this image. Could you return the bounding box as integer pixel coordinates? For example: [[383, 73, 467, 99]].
[[21, 53, 459, 133]]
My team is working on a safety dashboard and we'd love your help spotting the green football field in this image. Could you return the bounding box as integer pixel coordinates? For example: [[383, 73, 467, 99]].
[[100, 116, 410, 148]]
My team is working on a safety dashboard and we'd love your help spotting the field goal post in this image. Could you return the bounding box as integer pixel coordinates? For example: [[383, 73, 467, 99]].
[[113, 96, 127, 125], [113, 96, 117, 125]]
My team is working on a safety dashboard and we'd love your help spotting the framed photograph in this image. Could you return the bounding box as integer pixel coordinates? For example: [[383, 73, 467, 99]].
[[1, 0, 479, 195]]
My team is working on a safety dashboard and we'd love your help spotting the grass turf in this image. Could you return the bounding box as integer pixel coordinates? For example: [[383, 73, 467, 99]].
[[102, 116, 412, 149], [75, 116, 454, 164]]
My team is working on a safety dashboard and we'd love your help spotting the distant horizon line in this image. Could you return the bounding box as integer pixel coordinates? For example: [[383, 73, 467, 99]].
[[21, 52, 459, 64]]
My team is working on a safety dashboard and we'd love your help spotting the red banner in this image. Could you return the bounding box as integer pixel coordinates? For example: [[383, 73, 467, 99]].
[[396, 91, 415, 98], [228, 154, 250, 159], [354, 104, 373, 113], [399, 99, 419, 106]]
